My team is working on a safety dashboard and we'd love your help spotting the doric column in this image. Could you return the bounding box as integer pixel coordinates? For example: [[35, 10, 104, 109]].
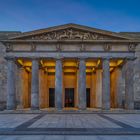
[[31, 59, 39, 110], [125, 59, 134, 109], [7, 58, 16, 110], [102, 58, 110, 110], [115, 67, 124, 108], [78, 59, 86, 110], [95, 69, 102, 108], [55, 59, 63, 110]]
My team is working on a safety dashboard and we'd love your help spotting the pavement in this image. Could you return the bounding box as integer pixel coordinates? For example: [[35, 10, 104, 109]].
[[0, 113, 140, 139]]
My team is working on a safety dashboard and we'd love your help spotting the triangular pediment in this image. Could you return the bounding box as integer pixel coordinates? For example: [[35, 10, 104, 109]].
[[9, 23, 131, 40]]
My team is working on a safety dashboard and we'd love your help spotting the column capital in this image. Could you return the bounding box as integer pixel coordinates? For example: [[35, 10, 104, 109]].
[[55, 53, 64, 60], [102, 57, 110, 60], [77, 57, 87, 61], [30, 57, 40, 61], [55, 57, 63, 61]]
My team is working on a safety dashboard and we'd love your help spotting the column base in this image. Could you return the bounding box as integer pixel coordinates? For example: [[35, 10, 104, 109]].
[[31, 107, 39, 110], [102, 107, 110, 110], [7, 106, 16, 110], [55, 108, 63, 111], [78, 108, 87, 111]]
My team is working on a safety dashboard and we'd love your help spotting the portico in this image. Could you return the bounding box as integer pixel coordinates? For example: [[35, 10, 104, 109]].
[[6, 56, 134, 111], [3, 23, 136, 111]]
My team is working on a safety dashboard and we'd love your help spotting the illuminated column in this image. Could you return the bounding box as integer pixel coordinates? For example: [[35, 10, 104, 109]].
[[102, 58, 110, 110], [125, 59, 134, 109], [31, 59, 39, 110], [95, 69, 102, 108], [78, 59, 86, 110], [55, 59, 63, 110], [7, 58, 16, 110]]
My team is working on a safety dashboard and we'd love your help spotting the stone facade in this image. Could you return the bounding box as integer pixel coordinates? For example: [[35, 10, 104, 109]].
[[0, 24, 140, 111], [0, 42, 7, 110]]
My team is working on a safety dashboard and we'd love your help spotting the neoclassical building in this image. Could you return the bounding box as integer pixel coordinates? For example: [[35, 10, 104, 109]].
[[0, 23, 140, 111]]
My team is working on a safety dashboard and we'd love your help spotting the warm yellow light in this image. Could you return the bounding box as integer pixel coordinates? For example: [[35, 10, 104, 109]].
[[44, 67, 47, 72], [86, 62, 96, 67], [117, 60, 123, 66], [44, 62, 55, 67], [92, 67, 95, 72], [47, 69, 55, 73], [64, 69, 76, 73], [25, 67, 31, 72], [17, 59, 23, 65], [86, 69, 92, 73], [40, 60, 44, 66], [63, 62, 77, 67], [110, 67, 114, 72], [97, 59, 100, 66], [110, 62, 117, 67], [24, 62, 32, 67]]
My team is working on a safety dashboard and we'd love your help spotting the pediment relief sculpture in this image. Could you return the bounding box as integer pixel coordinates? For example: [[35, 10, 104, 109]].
[[24, 28, 120, 41]]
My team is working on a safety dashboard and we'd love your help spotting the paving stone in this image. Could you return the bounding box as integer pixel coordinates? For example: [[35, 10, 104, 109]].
[[105, 114, 140, 128], [0, 113, 140, 135], [0, 114, 38, 128], [29, 114, 120, 128], [0, 135, 140, 140]]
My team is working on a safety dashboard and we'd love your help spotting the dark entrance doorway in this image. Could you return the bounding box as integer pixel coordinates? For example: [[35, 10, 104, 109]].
[[86, 88, 90, 107], [65, 88, 74, 107], [49, 88, 55, 107]]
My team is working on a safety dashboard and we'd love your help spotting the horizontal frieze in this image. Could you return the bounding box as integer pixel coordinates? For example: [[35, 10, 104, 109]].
[[10, 43, 131, 52], [5, 51, 135, 59]]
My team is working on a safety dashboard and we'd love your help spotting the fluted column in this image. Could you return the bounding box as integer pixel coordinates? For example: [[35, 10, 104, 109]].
[[78, 59, 86, 110], [55, 59, 63, 110], [7, 58, 16, 110], [95, 69, 102, 108], [125, 59, 134, 109], [115, 67, 124, 108], [31, 59, 39, 110], [102, 58, 110, 110]]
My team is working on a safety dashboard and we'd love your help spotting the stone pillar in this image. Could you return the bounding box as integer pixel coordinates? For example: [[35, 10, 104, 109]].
[[78, 59, 86, 110], [125, 59, 134, 109], [39, 69, 45, 108], [75, 69, 79, 108], [90, 72, 96, 108], [7, 58, 16, 110], [102, 58, 110, 110], [95, 69, 102, 108], [55, 59, 63, 110], [18, 67, 25, 109], [115, 67, 124, 108], [31, 59, 39, 110]]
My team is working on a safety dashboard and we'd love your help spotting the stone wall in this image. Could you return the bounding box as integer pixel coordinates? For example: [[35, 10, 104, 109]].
[[134, 44, 140, 109], [0, 42, 7, 110]]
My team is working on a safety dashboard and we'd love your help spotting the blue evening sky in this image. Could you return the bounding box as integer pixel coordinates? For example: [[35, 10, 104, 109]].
[[0, 0, 140, 32]]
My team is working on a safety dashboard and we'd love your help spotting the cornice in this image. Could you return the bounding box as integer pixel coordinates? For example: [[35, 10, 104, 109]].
[[1, 39, 140, 44]]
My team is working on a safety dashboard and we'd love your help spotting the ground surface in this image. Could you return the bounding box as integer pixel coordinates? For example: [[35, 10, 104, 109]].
[[0, 113, 140, 139]]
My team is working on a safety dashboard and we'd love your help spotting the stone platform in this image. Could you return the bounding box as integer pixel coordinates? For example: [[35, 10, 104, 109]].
[[0, 113, 140, 135]]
